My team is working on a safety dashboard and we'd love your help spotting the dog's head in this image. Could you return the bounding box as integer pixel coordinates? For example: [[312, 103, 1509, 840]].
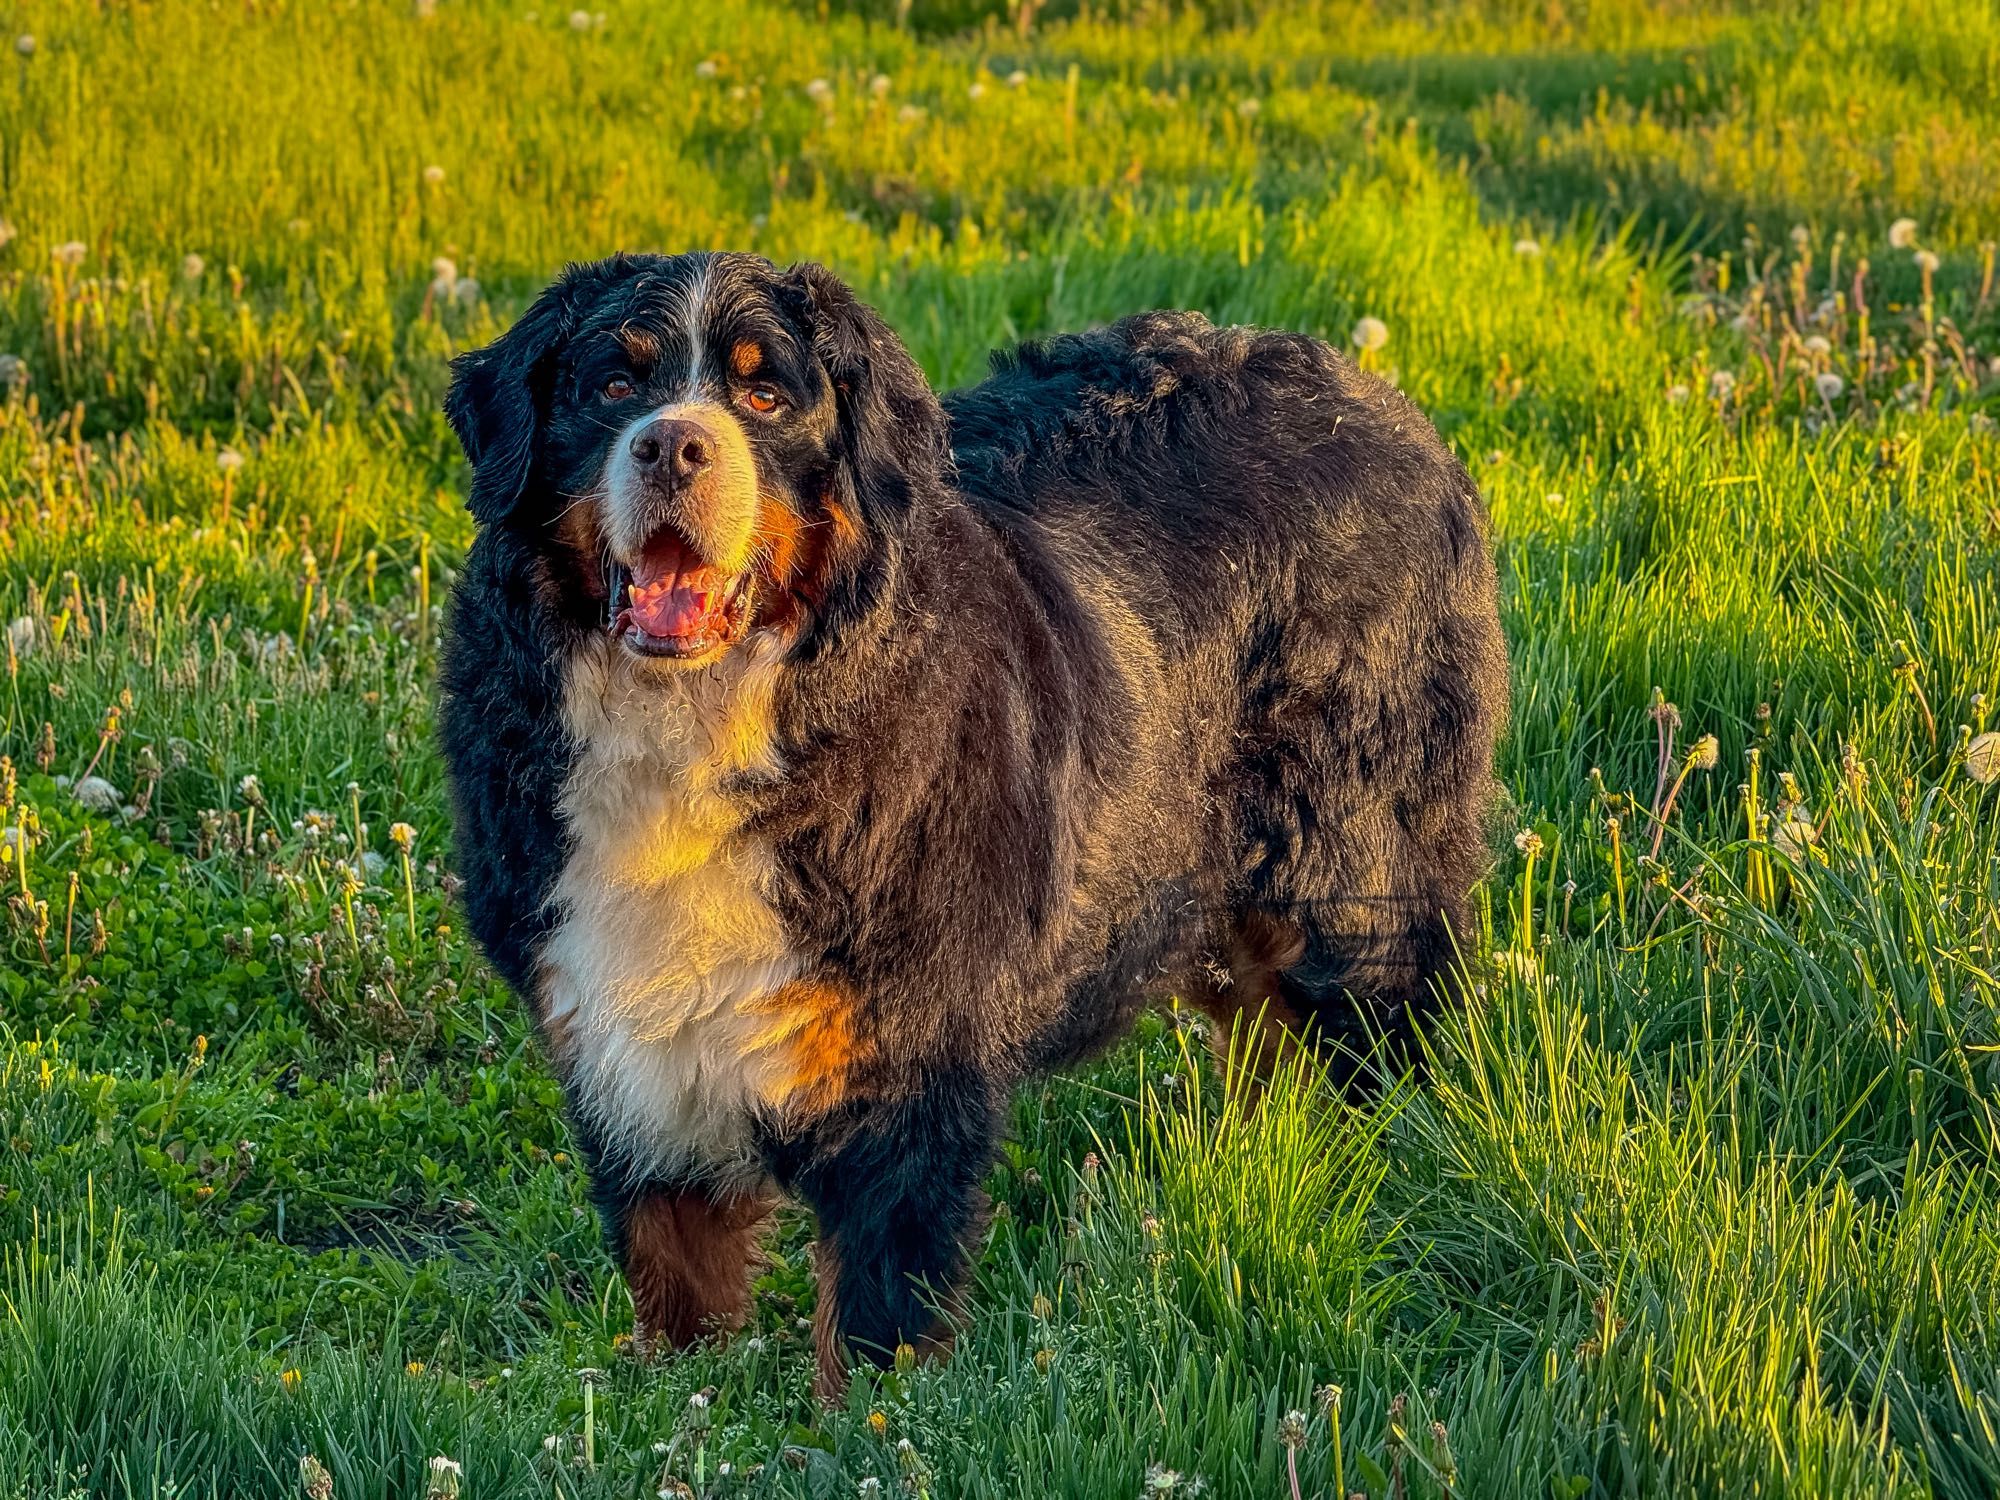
[[446, 252, 945, 664]]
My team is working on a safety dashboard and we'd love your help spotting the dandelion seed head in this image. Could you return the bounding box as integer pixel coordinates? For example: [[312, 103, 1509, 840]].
[[869, 73, 891, 97], [896, 103, 925, 123], [805, 77, 832, 102], [53, 241, 87, 267], [967, 81, 985, 100], [453, 276, 480, 305], [1803, 334, 1831, 356], [1709, 369, 1737, 399], [0, 355, 26, 388], [1815, 371, 1845, 400], [216, 448, 245, 472], [1771, 810, 1818, 860], [1689, 734, 1720, 771], [74, 776, 122, 813], [694, 58, 718, 79], [1235, 97, 1261, 118], [1789, 224, 1811, 250], [1350, 316, 1389, 352], [569, 9, 592, 29], [181, 253, 206, 279], [1514, 237, 1542, 256], [1967, 731, 2000, 786], [1007, 69, 1028, 87], [1888, 217, 1919, 249], [1914, 249, 1940, 273], [15, 35, 34, 57]]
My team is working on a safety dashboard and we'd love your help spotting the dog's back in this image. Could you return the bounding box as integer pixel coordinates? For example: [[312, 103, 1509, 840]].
[[945, 311, 1510, 1078]]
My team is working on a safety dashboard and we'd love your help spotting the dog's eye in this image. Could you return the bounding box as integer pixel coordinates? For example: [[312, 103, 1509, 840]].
[[744, 386, 783, 414], [601, 375, 635, 401]]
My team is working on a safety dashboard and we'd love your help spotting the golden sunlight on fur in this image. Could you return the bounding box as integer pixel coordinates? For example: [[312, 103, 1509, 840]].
[[537, 629, 808, 1185]]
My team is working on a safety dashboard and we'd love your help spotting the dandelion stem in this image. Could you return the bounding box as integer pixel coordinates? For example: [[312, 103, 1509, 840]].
[[1330, 1397, 1345, 1500], [399, 848, 417, 943], [1518, 843, 1537, 953]]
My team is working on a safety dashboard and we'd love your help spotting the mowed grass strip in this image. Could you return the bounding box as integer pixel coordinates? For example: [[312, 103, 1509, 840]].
[[1, 0, 1998, 1495]]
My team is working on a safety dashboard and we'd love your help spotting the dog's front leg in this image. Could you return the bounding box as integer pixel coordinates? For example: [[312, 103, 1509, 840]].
[[598, 1178, 776, 1356], [780, 1069, 998, 1400]]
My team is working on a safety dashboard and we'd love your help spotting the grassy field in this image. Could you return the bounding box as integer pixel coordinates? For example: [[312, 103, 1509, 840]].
[[3, 0, 1999, 1494]]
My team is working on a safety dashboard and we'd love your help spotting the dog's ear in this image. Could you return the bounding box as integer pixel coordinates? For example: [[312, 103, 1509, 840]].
[[781, 262, 947, 521], [444, 283, 576, 524]]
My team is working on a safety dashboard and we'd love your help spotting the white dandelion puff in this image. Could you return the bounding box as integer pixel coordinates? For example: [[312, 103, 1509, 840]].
[[181, 253, 206, 280], [53, 241, 87, 268], [74, 776, 122, 813], [1966, 731, 2000, 786], [695, 58, 718, 79], [423, 164, 447, 185], [1709, 369, 1737, 400], [1888, 217, 1919, 249], [1771, 810, 1819, 860], [805, 77, 832, 103], [215, 448, 245, 472], [1513, 237, 1542, 256], [1914, 249, 1939, 273], [1007, 69, 1028, 87], [1350, 316, 1389, 352], [1814, 371, 1845, 401]]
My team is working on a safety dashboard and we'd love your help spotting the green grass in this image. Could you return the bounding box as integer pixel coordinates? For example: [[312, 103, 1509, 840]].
[[2, 0, 1999, 1494]]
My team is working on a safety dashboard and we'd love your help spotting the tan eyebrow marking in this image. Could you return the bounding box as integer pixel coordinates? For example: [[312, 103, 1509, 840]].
[[616, 326, 662, 361], [729, 340, 764, 377]]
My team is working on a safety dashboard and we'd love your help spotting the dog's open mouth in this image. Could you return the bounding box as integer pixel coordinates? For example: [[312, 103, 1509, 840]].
[[608, 531, 754, 660]]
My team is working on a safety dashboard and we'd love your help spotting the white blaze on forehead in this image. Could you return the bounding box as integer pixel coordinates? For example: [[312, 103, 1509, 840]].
[[673, 259, 713, 402], [595, 259, 763, 569]]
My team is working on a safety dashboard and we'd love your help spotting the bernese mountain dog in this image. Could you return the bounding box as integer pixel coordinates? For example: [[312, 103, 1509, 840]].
[[437, 251, 1507, 1395]]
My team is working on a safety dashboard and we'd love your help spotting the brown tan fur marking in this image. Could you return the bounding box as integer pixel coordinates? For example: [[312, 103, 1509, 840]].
[[1182, 909, 1309, 1083], [748, 977, 870, 1117], [624, 1185, 776, 1353]]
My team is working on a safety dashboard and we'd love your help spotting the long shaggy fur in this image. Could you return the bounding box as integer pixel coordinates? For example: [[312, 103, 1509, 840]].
[[436, 253, 1507, 1393]]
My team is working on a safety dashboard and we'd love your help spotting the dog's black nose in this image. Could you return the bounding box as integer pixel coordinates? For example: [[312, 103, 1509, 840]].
[[630, 418, 713, 482]]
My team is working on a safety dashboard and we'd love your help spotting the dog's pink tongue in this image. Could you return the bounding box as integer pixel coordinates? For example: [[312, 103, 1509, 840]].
[[627, 535, 727, 638]]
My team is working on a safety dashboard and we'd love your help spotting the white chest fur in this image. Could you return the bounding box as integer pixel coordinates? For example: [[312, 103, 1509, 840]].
[[539, 633, 798, 1186]]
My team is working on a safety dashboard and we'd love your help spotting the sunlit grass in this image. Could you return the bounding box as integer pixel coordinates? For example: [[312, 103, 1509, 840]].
[[1, 0, 1998, 1495]]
